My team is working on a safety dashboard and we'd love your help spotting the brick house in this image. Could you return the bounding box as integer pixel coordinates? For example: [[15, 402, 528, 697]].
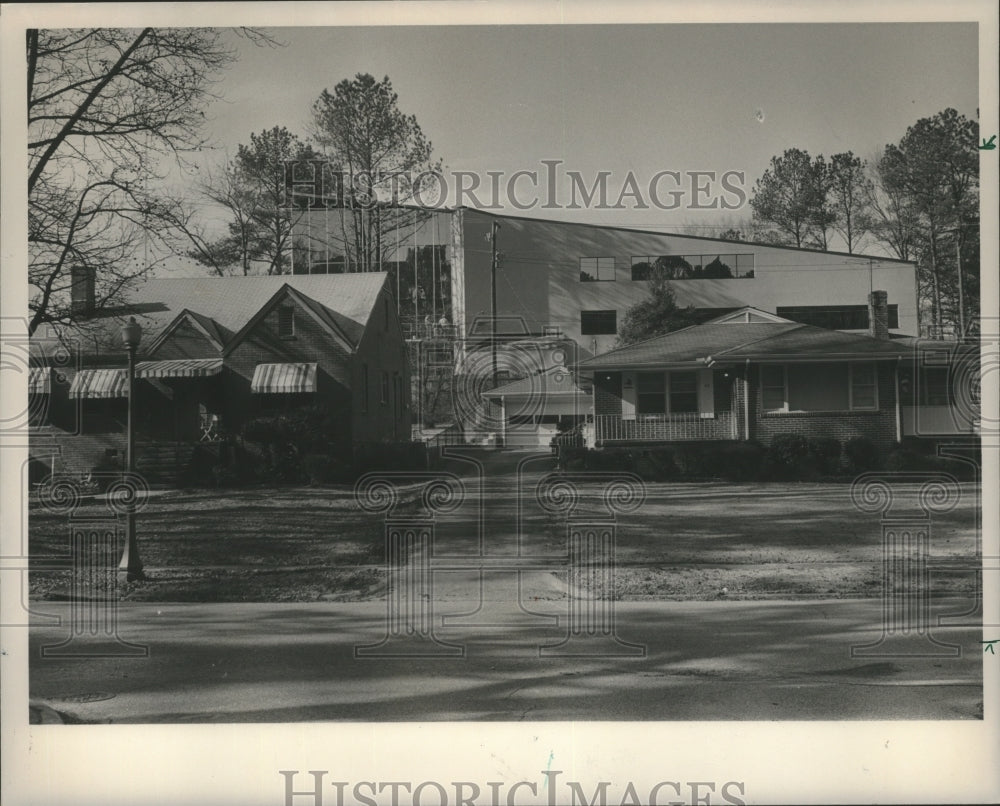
[[574, 295, 976, 451], [29, 272, 410, 480]]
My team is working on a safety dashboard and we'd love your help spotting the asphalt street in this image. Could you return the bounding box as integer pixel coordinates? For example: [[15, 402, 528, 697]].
[[27, 597, 984, 722]]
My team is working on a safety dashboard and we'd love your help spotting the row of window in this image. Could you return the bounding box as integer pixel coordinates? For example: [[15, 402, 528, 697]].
[[776, 305, 899, 331], [581, 254, 755, 282], [761, 363, 877, 412]]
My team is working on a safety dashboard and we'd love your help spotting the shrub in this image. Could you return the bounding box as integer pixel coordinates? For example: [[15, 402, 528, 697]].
[[211, 464, 245, 488], [302, 453, 351, 484], [717, 441, 766, 481], [556, 446, 588, 472], [763, 434, 813, 480], [89, 454, 125, 492], [844, 436, 881, 473], [807, 437, 842, 475], [353, 442, 429, 475]]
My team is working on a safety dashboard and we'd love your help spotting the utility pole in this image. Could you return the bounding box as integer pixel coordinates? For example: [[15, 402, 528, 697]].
[[489, 219, 500, 388]]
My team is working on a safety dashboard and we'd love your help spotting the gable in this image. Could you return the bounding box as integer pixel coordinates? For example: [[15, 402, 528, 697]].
[[146, 311, 225, 359]]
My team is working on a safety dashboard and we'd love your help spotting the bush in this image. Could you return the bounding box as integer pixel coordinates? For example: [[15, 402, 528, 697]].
[[807, 437, 842, 475], [301, 453, 351, 484], [885, 444, 977, 481], [844, 436, 881, 473], [763, 434, 813, 479], [353, 442, 429, 475], [717, 441, 766, 481]]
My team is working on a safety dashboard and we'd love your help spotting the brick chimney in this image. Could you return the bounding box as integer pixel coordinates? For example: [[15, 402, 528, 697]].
[[868, 290, 889, 340], [70, 265, 95, 317]]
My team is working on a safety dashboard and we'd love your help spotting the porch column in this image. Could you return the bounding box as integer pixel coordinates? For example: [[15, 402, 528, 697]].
[[743, 359, 751, 441], [894, 359, 902, 442]]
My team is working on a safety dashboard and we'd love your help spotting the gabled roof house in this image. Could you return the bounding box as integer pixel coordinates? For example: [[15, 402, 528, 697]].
[[29, 273, 411, 479], [575, 301, 978, 450]]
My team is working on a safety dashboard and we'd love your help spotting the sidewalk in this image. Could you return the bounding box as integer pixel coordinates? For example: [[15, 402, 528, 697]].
[[28, 597, 984, 723]]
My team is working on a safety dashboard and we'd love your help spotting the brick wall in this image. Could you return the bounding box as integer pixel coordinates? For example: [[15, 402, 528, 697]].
[[750, 362, 898, 450], [593, 371, 622, 416]]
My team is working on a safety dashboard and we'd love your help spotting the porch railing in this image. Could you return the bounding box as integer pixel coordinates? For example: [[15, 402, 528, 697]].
[[595, 412, 735, 443]]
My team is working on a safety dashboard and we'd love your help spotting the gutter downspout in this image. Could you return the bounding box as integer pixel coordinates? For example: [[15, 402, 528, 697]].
[[893, 358, 902, 442], [744, 359, 751, 442]]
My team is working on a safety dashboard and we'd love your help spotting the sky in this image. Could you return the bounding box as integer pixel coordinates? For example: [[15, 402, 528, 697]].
[[174, 21, 979, 242]]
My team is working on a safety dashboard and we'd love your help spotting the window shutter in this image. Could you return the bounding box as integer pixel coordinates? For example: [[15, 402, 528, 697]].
[[622, 371, 637, 420], [697, 368, 715, 418]]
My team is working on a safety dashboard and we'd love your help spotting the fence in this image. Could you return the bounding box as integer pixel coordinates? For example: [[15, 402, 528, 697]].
[[595, 412, 735, 443]]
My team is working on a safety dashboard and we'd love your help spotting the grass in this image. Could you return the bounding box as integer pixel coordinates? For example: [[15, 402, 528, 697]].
[[28, 480, 981, 603]]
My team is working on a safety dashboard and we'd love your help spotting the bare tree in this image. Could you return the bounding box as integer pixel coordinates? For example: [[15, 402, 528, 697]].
[[27, 27, 271, 333]]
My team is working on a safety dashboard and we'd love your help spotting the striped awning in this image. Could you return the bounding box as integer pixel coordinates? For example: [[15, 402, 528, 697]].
[[136, 358, 223, 379], [29, 366, 51, 395], [251, 363, 318, 394], [69, 368, 128, 399]]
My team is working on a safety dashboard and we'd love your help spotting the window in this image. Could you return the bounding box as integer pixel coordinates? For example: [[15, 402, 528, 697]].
[[380, 371, 389, 405], [580, 257, 616, 282], [361, 364, 369, 413], [581, 310, 617, 335], [761, 365, 786, 411], [631, 254, 753, 280], [669, 371, 699, 413], [763, 363, 877, 412], [920, 367, 951, 406], [542, 325, 562, 337], [850, 363, 878, 410], [277, 306, 295, 338], [776, 305, 900, 330], [636, 372, 665, 414]]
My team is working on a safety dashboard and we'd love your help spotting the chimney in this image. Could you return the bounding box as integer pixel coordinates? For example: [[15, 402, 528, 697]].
[[70, 266, 96, 318], [868, 290, 889, 340]]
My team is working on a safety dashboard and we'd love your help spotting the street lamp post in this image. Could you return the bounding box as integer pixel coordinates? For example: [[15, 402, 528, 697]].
[[118, 316, 144, 581]]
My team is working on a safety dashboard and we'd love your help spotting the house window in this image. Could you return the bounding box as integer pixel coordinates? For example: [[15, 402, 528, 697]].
[[669, 371, 699, 413], [380, 371, 389, 405], [636, 372, 666, 414], [762, 363, 877, 412], [776, 305, 900, 330], [361, 364, 369, 413], [277, 306, 295, 338], [761, 365, 787, 411], [581, 310, 617, 335], [580, 257, 616, 282], [849, 363, 878, 410]]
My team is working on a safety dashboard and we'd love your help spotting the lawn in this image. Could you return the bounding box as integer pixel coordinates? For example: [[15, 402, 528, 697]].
[[27, 480, 981, 602]]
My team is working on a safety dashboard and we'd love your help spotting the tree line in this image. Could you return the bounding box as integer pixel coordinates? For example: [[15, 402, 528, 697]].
[[732, 108, 980, 338], [26, 27, 978, 342]]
